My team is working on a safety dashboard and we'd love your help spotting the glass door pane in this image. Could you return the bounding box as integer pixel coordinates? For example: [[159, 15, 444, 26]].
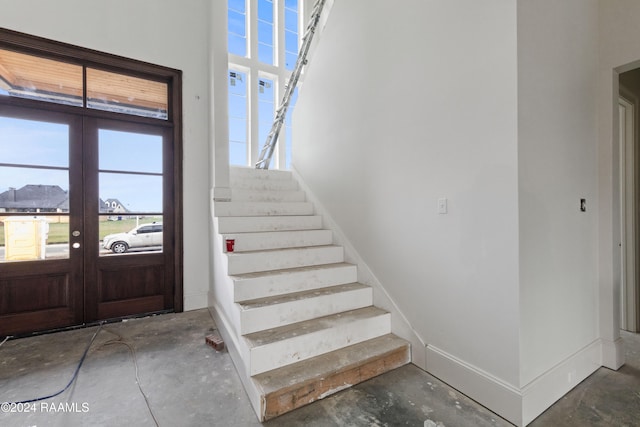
[[97, 129, 164, 256], [0, 117, 71, 262]]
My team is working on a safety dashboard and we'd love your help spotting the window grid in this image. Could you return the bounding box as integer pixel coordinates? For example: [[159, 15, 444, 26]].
[[228, 0, 247, 57], [227, 0, 300, 169], [228, 70, 248, 165], [284, 0, 299, 70], [258, 77, 275, 163], [257, 0, 274, 65]]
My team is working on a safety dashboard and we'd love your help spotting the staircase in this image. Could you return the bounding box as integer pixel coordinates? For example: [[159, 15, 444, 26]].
[[211, 167, 410, 421]]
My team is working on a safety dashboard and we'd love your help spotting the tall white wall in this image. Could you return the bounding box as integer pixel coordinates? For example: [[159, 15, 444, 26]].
[[294, 0, 521, 388], [517, 0, 600, 386], [0, 0, 212, 310]]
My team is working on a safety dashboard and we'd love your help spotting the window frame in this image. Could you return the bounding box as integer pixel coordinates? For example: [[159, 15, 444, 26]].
[[227, 0, 303, 169]]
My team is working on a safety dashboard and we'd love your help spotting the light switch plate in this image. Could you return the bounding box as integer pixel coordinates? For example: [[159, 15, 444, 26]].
[[438, 198, 448, 214]]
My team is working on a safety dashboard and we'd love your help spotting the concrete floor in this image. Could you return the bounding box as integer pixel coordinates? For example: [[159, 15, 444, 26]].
[[0, 309, 638, 427]]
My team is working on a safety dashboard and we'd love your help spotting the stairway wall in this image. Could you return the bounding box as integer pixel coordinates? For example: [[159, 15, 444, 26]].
[[291, 169, 426, 369], [292, 0, 524, 423], [293, 0, 521, 390]]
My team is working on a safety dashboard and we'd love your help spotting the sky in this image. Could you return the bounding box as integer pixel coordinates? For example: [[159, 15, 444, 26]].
[[0, 117, 163, 213]]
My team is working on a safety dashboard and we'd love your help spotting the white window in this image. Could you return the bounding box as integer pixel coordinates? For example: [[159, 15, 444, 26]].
[[227, 0, 302, 169]]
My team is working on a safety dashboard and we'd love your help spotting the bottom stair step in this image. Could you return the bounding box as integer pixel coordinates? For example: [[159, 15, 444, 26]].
[[252, 334, 410, 421]]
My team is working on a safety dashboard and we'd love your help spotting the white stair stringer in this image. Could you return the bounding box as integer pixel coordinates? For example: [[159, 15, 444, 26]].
[[211, 166, 410, 421]]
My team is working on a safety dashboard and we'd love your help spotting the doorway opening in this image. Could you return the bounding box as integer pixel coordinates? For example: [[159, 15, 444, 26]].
[[619, 68, 640, 332], [0, 29, 183, 336]]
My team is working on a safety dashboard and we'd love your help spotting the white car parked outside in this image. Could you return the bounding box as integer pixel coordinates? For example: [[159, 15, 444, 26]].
[[102, 222, 163, 254]]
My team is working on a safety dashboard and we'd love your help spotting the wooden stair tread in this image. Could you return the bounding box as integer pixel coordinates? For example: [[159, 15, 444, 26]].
[[253, 334, 410, 420]]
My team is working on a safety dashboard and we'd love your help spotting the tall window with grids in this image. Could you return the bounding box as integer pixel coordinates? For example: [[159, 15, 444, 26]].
[[227, 0, 300, 169]]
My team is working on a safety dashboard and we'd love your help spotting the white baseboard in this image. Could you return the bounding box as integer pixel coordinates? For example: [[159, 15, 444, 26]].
[[208, 303, 262, 418], [601, 336, 625, 370], [426, 339, 604, 427], [208, 196, 263, 419], [425, 344, 523, 426], [521, 339, 601, 425], [291, 167, 426, 369]]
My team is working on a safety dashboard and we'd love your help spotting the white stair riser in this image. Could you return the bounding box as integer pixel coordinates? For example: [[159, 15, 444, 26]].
[[231, 189, 306, 202], [215, 201, 313, 217], [233, 264, 358, 302], [248, 312, 391, 375], [240, 286, 372, 334], [228, 246, 344, 275], [217, 216, 323, 233], [230, 167, 293, 182], [223, 230, 332, 252]]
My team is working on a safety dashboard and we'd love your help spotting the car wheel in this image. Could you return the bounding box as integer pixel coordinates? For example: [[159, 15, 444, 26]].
[[111, 241, 129, 254]]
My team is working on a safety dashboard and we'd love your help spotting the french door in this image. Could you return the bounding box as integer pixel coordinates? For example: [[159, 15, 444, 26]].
[[0, 106, 176, 336]]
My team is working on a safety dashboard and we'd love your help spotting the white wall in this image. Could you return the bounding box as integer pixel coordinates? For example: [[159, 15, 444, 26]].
[[517, 0, 600, 386], [294, 0, 521, 388], [0, 0, 212, 310]]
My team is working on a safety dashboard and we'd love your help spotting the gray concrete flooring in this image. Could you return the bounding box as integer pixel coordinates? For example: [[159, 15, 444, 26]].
[[0, 309, 638, 426]]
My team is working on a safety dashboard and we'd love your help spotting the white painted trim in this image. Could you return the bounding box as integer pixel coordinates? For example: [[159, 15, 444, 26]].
[[601, 336, 625, 370], [521, 339, 602, 426], [598, 72, 624, 378], [291, 167, 426, 369], [425, 344, 523, 426], [208, 302, 263, 418], [619, 88, 639, 332], [209, 198, 263, 418], [426, 339, 603, 427], [211, 0, 231, 191]]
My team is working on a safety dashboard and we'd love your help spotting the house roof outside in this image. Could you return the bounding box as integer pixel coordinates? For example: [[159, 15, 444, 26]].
[[103, 198, 129, 213], [0, 185, 68, 210], [0, 186, 128, 213]]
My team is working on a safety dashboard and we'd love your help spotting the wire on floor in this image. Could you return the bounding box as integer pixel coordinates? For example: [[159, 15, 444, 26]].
[[0, 336, 12, 348], [97, 328, 160, 427], [8, 323, 103, 404]]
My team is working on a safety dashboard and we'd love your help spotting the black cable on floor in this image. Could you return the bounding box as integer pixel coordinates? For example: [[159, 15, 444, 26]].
[[8, 323, 103, 404], [98, 328, 160, 427], [2, 324, 159, 426], [0, 336, 12, 348]]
